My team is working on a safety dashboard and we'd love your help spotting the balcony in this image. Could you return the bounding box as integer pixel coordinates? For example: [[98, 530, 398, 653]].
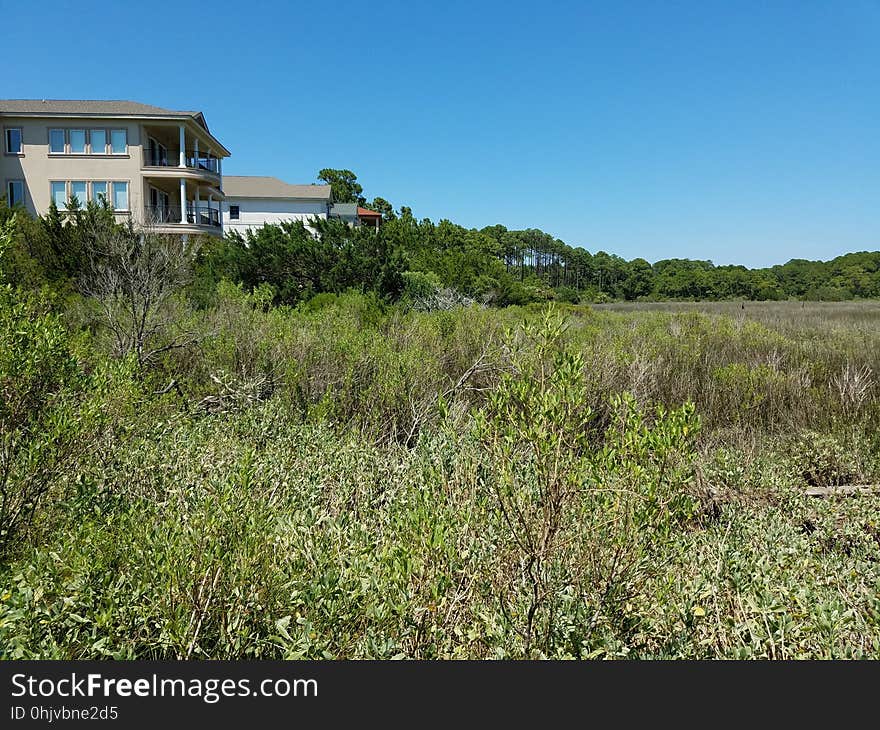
[[142, 145, 222, 183], [186, 205, 221, 227], [145, 205, 222, 235]]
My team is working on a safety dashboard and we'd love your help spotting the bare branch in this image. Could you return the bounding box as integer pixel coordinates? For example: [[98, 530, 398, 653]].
[[79, 219, 200, 370]]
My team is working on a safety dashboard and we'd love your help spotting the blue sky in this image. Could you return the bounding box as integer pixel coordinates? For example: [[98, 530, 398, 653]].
[[5, 0, 879, 267]]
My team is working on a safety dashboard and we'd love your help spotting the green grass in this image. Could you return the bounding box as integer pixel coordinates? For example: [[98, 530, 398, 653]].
[[1, 294, 879, 659]]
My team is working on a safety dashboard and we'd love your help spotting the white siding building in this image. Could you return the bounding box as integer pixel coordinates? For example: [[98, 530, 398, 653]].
[[221, 176, 332, 235]]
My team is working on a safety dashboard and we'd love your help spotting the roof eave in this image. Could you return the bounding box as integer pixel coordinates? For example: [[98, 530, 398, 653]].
[[224, 195, 331, 201]]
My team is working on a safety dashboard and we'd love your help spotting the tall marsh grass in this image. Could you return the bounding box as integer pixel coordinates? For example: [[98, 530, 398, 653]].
[[1, 292, 878, 658]]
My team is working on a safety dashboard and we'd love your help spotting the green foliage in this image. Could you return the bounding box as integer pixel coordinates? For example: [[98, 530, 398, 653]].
[[40, 197, 122, 282], [366, 197, 395, 221], [194, 218, 406, 306], [0, 299, 879, 658], [553, 285, 580, 304], [790, 431, 860, 487], [401, 270, 442, 301], [2, 191, 880, 659], [0, 285, 82, 552], [473, 309, 702, 654], [6, 178, 880, 307], [76, 222, 199, 371], [318, 168, 366, 205], [0, 214, 14, 281], [0, 200, 47, 289]]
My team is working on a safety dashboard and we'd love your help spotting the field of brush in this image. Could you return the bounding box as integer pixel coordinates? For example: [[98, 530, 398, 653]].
[[2, 293, 879, 659]]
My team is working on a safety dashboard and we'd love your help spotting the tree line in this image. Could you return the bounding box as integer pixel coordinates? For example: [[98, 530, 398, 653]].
[[2, 170, 879, 306]]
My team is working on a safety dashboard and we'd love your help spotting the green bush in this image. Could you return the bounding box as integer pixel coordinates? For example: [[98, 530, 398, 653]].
[[401, 270, 442, 301], [790, 430, 859, 487], [1, 288, 880, 659], [0, 285, 82, 552], [473, 309, 701, 655]]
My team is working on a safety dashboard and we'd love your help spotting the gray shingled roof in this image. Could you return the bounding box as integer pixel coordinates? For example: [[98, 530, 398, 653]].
[[0, 99, 201, 118], [223, 176, 332, 200], [329, 203, 359, 217]]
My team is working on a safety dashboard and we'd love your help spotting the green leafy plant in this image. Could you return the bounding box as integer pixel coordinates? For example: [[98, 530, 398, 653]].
[[0, 284, 81, 552], [475, 308, 702, 655]]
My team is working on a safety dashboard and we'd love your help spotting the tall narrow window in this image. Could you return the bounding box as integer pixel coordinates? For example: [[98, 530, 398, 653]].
[[7, 180, 24, 206], [51, 181, 67, 209], [70, 129, 86, 154], [112, 181, 129, 211], [229, 205, 240, 220], [5, 128, 22, 154], [49, 129, 65, 153], [90, 129, 106, 154], [110, 129, 127, 154], [70, 181, 87, 206], [92, 181, 108, 204]]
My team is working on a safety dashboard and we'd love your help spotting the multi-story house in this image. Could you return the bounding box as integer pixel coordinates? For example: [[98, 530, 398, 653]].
[[0, 99, 231, 238]]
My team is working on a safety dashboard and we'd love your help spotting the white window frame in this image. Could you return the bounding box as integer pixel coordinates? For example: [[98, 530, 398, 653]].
[[48, 180, 125, 211], [6, 179, 25, 206], [69, 129, 87, 154], [229, 204, 240, 220], [48, 128, 129, 156], [111, 180, 130, 212], [91, 181, 109, 205], [89, 129, 107, 155], [4, 127, 23, 155], [110, 129, 128, 155], [70, 181, 88, 207], [50, 181, 68, 210], [49, 128, 66, 154]]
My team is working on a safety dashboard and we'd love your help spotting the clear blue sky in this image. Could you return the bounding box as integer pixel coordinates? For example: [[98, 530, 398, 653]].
[[5, 0, 879, 267]]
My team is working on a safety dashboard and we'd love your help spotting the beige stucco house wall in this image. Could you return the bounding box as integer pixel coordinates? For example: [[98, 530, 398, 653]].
[[1, 100, 232, 238]]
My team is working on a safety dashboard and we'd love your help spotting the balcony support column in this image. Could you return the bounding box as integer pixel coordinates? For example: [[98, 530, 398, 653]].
[[179, 178, 186, 224], [194, 138, 199, 169], [178, 125, 186, 168]]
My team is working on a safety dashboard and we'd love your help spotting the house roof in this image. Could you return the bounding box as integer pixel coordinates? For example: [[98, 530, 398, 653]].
[[329, 203, 358, 217], [357, 207, 381, 218], [223, 176, 332, 200], [0, 99, 200, 117], [0, 99, 230, 155]]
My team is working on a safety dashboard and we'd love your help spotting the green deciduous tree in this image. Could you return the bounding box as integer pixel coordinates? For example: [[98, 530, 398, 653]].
[[366, 196, 396, 221], [318, 169, 366, 205]]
